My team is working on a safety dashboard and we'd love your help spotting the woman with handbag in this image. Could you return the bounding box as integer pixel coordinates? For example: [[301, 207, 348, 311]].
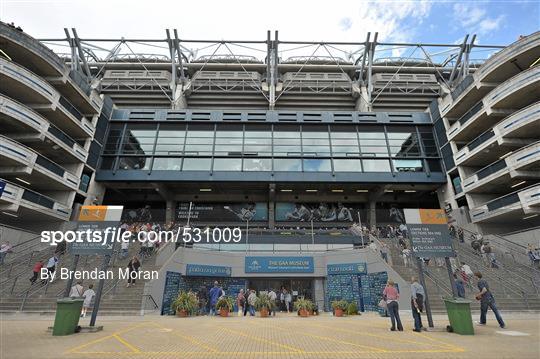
[[382, 280, 403, 331]]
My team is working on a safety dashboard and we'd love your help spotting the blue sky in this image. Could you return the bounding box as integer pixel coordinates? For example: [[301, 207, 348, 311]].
[[1, 0, 538, 61]]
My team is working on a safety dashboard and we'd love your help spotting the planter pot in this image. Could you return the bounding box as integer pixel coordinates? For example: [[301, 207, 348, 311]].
[[334, 308, 344, 317], [176, 309, 188, 317], [299, 309, 309, 317], [219, 308, 229, 317], [260, 308, 269, 317]]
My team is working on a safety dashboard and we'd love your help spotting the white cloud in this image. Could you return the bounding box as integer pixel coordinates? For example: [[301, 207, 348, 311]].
[[452, 3, 505, 36], [339, 17, 353, 31]]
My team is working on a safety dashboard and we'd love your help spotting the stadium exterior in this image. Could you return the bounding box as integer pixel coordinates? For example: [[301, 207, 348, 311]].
[[0, 23, 539, 313]]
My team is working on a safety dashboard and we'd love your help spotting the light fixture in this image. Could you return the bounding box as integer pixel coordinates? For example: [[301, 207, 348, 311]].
[[1, 211, 18, 218], [280, 189, 293, 192], [15, 177, 30, 185], [499, 151, 513, 160], [384, 189, 394, 193], [523, 214, 539, 220], [511, 181, 526, 188], [405, 190, 416, 193], [356, 189, 368, 193], [305, 189, 318, 192], [331, 189, 344, 193], [199, 188, 212, 192]]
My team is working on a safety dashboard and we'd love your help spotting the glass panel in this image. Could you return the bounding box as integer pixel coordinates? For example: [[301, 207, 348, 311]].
[[99, 157, 115, 170], [103, 124, 123, 154], [117, 156, 151, 170], [243, 158, 272, 171], [302, 130, 330, 156], [358, 131, 388, 157], [333, 159, 362, 172], [362, 159, 391, 172], [330, 131, 360, 156], [419, 130, 439, 157], [274, 158, 302, 171], [153, 157, 182, 170], [213, 158, 242, 171], [387, 132, 421, 157], [392, 159, 423, 172], [303, 159, 331, 172], [427, 159, 442, 172], [155, 125, 185, 155], [182, 158, 211, 171], [121, 124, 156, 155]]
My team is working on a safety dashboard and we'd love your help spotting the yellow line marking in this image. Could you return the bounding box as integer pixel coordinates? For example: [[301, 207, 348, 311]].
[[113, 334, 141, 353], [218, 325, 305, 353], [311, 322, 451, 349], [65, 322, 150, 354], [149, 322, 220, 353]]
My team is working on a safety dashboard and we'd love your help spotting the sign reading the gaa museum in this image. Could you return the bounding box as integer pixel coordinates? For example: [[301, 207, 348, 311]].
[[186, 264, 232, 277], [245, 256, 314, 273], [69, 205, 124, 255], [404, 208, 455, 258], [327, 262, 367, 275]]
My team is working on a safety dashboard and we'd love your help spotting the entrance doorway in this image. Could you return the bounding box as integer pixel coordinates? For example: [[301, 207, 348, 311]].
[[247, 278, 314, 306]]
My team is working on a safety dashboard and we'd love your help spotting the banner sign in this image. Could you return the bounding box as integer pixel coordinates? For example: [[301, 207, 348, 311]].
[[404, 208, 455, 258], [161, 271, 182, 315], [327, 262, 367, 275], [177, 202, 267, 222], [275, 202, 362, 222], [186, 264, 232, 277], [245, 256, 314, 273], [69, 205, 124, 255]]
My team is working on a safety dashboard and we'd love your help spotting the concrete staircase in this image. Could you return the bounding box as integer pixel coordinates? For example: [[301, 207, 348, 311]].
[[0, 241, 164, 315], [376, 234, 540, 313]]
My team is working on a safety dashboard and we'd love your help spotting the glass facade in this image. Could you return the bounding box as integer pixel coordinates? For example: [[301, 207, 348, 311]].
[[100, 123, 441, 174]]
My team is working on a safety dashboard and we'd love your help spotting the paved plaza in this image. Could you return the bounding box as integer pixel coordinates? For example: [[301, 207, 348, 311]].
[[1, 312, 539, 359]]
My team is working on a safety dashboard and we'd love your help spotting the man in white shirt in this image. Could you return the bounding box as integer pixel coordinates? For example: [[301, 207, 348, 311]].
[[268, 288, 277, 316], [402, 247, 411, 267], [0, 241, 13, 265], [45, 255, 58, 282], [81, 284, 96, 318], [69, 281, 83, 297]]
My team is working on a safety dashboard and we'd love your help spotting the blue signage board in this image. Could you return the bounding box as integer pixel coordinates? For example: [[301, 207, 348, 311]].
[[186, 264, 232, 277], [0, 180, 6, 196], [245, 256, 314, 273], [327, 262, 367, 275], [161, 271, 182, 315]]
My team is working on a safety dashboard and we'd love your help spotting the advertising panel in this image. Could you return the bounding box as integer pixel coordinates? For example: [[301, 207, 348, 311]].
[[245, 256, 314, 273], [177, 202, 268, 222]]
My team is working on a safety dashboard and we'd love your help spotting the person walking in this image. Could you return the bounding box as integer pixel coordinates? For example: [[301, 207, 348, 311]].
[[81, 284, 95, 318], [268, 288, 277, 316], [0, 241, 13, 265], [454, 273, 466, 298], [410, 277, 425, 332], [69, 281, 84, 298], [44, 255, 58, 283], [209, 281, 224, 316], [247, 290, 257, 316], [284, 289, 292, 313], [126, 256, 140, 287], [474, 272, 505, 328], [382, 280, 403, 331], [458, 228, 464, 243], [29, 260, 43, 284], [236, 289, 246, 317], [402, 247, 411, 267]]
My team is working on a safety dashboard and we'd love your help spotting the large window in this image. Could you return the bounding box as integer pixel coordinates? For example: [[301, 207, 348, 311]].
[[214, 125, 243, 156], [362, 159, 391, 172], [243, 158, 271, 171], [153, 157, 182, 170], [182, 157, 211, 171], [303, 159, 331, 172], [358, 131, 388, 157], [244, 125, 272, 156], [274, 158, 302, 171], [155, 124, 185, 155], [273, 126, 301, 156], [184, 124, 214, 156], [117, 156, 151, 170], [392, 159, 423, 172], [103, 124, 123, 154], [213, 158, 242, 171], [386, 129, 421, 157], [121, 124, 156, 155], [331, 129, 360, 157], [302, 126, 331, 156], [333, 159, 362, 172]]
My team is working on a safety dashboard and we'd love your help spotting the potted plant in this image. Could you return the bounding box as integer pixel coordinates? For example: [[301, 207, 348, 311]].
[[347, 301, 359, 316], [216, 296, 234, 317], [294, 298, 314, 317], [171, 291, 198, 317], [331, 300, 348, 317], [254, 293, 273, 317]]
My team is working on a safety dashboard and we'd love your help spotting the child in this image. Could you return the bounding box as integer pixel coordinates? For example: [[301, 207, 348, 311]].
[[81, 284, 96, 318]]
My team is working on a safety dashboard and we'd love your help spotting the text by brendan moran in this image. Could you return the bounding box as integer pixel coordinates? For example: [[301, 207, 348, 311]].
[[41, 268, 159, 281]]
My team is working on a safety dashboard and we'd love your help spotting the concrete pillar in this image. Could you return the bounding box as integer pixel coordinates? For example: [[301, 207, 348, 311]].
[[268, 201, 275, 229], [166, 200, 176, 224], [369, 201, 377, 230]]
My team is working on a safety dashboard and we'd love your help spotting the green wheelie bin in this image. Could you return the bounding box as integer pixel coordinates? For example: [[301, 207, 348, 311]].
[[443, 297, 474, 335], [52, 298, 84, 336]]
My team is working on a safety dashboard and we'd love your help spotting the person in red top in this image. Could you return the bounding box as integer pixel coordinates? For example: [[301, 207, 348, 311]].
[[30, 260, 43, 284], [382, 280, 403, 331]]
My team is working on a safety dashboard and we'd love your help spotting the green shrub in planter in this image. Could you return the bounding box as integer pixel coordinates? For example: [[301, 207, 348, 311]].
[[254, 293, 275, 313], [216, 296, 235, 312], [171, 291, 199, 316], [331, 300, 348, 311], [347, 301, 359, 315]]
